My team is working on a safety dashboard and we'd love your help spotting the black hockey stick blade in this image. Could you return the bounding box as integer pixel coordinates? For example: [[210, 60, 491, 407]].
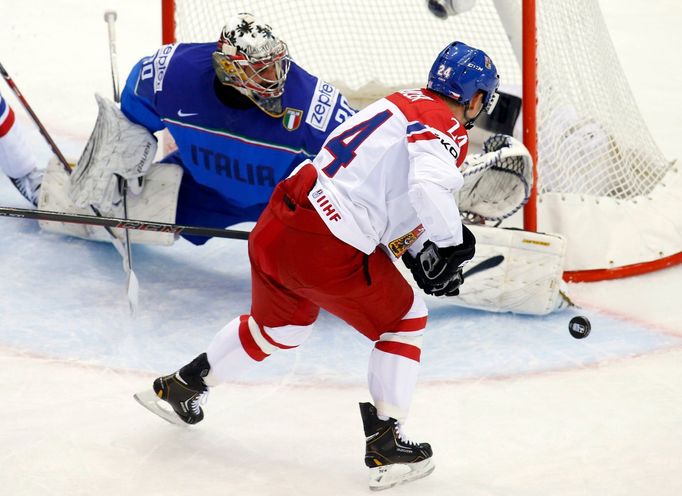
[[463, 254, 505, 278]]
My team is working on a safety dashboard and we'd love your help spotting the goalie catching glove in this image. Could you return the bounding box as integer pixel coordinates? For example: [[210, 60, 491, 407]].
[[457, 134, 533, 222], [402, 225, 476, 297], [69, 94, 157, 215]]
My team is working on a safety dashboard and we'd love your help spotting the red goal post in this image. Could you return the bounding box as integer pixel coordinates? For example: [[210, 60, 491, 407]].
[[160, 0, 681, 282]]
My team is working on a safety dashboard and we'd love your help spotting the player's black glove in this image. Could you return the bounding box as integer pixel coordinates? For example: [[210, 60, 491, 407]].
[[402, 225, 476, 297]]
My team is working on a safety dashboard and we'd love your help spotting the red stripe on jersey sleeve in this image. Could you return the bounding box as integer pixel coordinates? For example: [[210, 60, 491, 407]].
[[406, 131, 439, 143]]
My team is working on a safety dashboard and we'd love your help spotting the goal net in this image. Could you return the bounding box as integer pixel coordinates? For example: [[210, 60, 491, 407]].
[[162, 0, 680, 281]]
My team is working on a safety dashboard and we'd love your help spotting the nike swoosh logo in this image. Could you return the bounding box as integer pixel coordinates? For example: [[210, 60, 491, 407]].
[[366, 432, 380, 442], [175, 372, 188, 385], [177, 110, 198, 117]]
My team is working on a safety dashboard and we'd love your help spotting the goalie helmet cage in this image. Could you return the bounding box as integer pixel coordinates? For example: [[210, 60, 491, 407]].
[[161, 0, 681, 282]]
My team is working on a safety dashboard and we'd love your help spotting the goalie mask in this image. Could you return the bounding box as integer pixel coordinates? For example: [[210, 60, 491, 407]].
[[212, 13, 291, 116], [427, 41, 500, 129]]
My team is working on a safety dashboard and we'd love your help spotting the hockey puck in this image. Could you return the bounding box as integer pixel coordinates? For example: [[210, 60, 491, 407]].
[[568, 316, 591, 339]]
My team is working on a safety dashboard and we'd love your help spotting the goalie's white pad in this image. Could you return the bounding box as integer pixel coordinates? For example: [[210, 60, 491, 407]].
[[457, 134, 533, 222], [398, 225, 570, 315], [69, 94, 157, 215], [38, 156, 183, 245]]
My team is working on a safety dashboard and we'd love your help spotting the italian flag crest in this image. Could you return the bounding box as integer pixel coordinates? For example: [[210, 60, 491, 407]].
[[282, 108, 303, 131]]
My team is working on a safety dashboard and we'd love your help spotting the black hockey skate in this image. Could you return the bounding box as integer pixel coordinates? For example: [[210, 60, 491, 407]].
[[359, 402, 435, 491], [134, 353, 210, 426]]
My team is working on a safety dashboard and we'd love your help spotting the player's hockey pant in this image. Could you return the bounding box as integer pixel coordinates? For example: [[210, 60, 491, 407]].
[[205, 164, 429, 418]]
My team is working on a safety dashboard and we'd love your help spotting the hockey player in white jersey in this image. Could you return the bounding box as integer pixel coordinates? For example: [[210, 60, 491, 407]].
[[135, 41, 499, 490], [0, 91, 43, 205]]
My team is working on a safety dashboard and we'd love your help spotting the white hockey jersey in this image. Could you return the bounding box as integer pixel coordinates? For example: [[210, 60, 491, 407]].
[[306, 88, 469, 258]]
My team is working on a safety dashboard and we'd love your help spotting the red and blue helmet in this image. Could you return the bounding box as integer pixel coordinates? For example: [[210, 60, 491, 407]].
[[427, 41, 500, 114]]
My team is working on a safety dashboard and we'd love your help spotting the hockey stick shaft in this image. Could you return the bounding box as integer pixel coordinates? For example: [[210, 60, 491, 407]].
[[0, 206, 509, 262], [104, 11, 121, 103], [0, 61, 70, 173], [121, 177, 138, 312], [0, 205, 250, 240], [462, 254, 505, 278], [104, 11, 136, 311]]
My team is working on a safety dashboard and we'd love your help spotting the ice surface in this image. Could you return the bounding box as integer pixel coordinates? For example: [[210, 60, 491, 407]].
[[0, 1, 681, 495]]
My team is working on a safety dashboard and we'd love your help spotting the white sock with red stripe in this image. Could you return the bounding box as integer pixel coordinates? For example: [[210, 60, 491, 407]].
[[368, 290, 428, 422], [0, 94, 40, 178], [204, 314, 313, 386]]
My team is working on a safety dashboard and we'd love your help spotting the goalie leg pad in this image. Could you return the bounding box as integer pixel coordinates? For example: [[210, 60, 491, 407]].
[[446, 225, 568, 315], [38, 156, 183, 245], [397, 225, 570, 315], [69, 94, 158, 214]]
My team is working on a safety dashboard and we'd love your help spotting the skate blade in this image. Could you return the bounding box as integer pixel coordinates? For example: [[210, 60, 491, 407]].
[[368, 458, 435, 491], [133, 389, 190, 427]]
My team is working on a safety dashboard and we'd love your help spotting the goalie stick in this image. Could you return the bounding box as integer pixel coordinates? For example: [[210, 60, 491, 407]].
[[104, 11, 121, 104], [120, 176, 138, 312], [0, 59, 139, 312], [104, 10, 137, 313]]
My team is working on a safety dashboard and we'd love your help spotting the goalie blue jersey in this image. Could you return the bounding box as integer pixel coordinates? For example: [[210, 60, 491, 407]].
[[120, 42, 354, 243]]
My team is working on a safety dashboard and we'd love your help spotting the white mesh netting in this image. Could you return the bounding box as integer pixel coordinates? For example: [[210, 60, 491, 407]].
[[168, 0, 672, 202]]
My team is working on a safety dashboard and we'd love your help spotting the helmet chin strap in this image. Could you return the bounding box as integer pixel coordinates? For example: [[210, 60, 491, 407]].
[[462, 101, 484, 130]]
